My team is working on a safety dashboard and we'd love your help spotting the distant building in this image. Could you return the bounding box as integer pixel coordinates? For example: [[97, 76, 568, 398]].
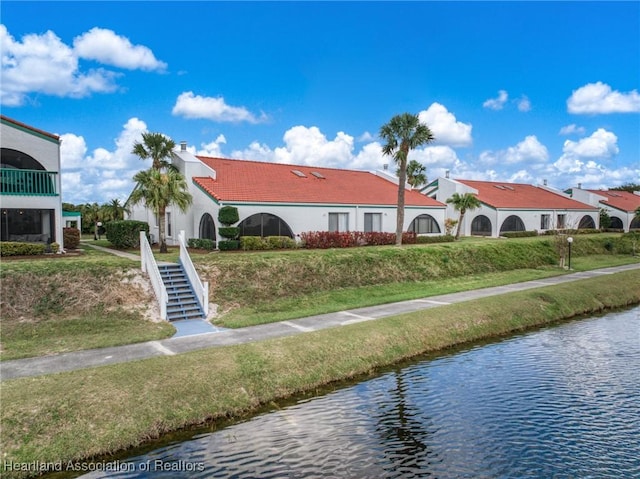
[[127, 143, 447, 245], [423, 177, 599, 237], [1, 115, 65, 248], [569, 187, 640, 232]]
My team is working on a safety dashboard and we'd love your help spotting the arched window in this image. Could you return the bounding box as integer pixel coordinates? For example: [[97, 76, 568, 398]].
[[578, 215, 595, 229], [238, 213, 294, 238], [610, 217, 623, 229], [199, 213, 216, 240], [1, 148, 54, 195], [408, 214, 441, 234], [471, 215, 492, 236], [630, 217, 640, 230], [1, 148, 47, 170], [500, 215, 525, 233]]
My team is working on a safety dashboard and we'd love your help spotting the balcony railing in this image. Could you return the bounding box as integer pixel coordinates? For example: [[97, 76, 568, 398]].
[[0, 168, 58, 196]]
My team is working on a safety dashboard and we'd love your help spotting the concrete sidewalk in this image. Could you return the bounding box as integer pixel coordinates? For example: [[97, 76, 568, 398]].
[[2, 263, 638, 381]]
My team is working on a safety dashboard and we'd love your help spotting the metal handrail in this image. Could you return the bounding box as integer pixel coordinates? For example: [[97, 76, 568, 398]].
[[140, 231, 168, 320], [178, 230, 209, 317]]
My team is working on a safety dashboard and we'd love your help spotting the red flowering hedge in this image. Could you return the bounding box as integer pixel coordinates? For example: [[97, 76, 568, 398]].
[[299, 231, 417, 249]]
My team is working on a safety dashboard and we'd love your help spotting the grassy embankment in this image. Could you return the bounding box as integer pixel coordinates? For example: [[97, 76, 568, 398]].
[[1, 234, 638, 360], [1, 268, 639, 478]]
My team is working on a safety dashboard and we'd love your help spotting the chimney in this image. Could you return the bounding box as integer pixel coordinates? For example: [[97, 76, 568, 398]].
[[445, 170, 450, 179], [180, 141, 187, 152], [383, 164, 388, 171], [577, 182, 582, 189], [543, 179, 547, 186]]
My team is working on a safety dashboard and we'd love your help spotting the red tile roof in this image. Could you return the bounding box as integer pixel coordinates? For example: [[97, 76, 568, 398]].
[[588, 189, 640, 213], [193, 157, 444, 207], [457, 180, 596, 210]]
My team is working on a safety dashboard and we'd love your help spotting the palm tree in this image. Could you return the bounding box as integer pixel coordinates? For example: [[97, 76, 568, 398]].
[[82, 202, 102, 240], [446, 192, 481, 240], [128, 168, 193, 253], [132, 132, 177, 171], [380, 113, 435, 245], [406, 160, 427, 188], [101, 199, 128, 222]]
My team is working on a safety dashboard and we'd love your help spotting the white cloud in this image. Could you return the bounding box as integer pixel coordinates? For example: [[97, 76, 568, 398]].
[[567, 82, 640, 114], [273, 126, 355, 168], [517, 96, 531, 112], [418, 103, 472, 147], [0, 25, 165, 106], [197, 135, 228, 158], [172, 91, 268, 123], [559, 124, 586, 136], [73, 27, 167, 72], [553, 128, 619, 174], [483, 90, 508, 110], [357, 131, 375, 142], [60, 118, 148, 204], [0, 25, 119, 106], [479, 135, 549, 166]]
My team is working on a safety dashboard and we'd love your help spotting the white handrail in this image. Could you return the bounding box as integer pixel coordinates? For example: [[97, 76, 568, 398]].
[[178, 230, 209, 317], [140, 231, 168, 320]]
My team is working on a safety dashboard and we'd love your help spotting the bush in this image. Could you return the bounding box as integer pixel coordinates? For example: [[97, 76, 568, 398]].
[[299, 231, 417, 249], [105, 220, 150, 248], [187, 238, 216, 250], [240, 236, 298, 251], [63, 227, 81, 249], [501, 230, 539, 238], [49, 242, 60, 253], [0, 242, 46, 257], [416, 235, 455, 244], [218, 206, 239, 226], [219, 227, 240, 240], [218, 240, 240, 251]]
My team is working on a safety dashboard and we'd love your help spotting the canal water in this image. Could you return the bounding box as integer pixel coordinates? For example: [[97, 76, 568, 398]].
[[82, 306, 640, 478]]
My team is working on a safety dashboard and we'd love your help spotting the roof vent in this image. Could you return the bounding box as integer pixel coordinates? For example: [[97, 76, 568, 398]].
[[577, 182, 582, 189], [311, 171, 325, 179], [180, 141, 187, 152], [291, 169, 307, 178], [445, 170, 450, 179], [543, 179, 547, 186]]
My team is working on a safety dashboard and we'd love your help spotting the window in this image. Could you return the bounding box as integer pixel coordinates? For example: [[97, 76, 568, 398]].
[[364, 213, 382, 232], [471, 215, 492, 236], [408, 214, 441, 234], [329, 213, 349, 232], [578, 215, 595, 229], [500, 215, 525, 233], [238, 213, 294, 238], [557, 214, 566, 229], [540, 214, 551, 230], [199, 213, 216, 240]]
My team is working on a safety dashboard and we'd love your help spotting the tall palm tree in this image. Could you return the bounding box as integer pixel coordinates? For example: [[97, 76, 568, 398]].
[[101, 199, 128, 222], [128, 168, 193, 253], [446, 192, 481, 240], [82, 202, 102, 240], [132, 132, 177, 171], [380, 113, 435, 245], [406, 160, 427, 188]]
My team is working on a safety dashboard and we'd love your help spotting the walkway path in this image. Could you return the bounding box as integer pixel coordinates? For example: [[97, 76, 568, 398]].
[[2, 263, 638, 381]]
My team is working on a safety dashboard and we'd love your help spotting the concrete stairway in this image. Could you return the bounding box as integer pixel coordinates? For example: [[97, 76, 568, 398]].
[[158, 263, 205, 321]]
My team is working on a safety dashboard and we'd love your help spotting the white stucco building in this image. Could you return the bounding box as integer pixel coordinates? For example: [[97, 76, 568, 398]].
[[423, 176, 599, 237], [127, 143, 447, 245], [569, 187, 640, 232], [1, 115, 65, 248]]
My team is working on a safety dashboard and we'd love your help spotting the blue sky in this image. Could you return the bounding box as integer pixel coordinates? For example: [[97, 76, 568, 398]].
[[2, 1, 639, 205]]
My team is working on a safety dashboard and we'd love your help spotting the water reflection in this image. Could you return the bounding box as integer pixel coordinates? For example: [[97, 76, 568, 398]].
[[81, 307, 640, 478]]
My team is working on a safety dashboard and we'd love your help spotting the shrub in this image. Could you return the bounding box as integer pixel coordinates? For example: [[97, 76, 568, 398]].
[[105, 220, 149, 248], [299, 231, 416, 249], [416, 235, 455, 244], [267, 236, 297, 249], [63, 227, 81, 249], [501, 230, 539, 238], [0, 242, 46, 257], [219, 227, 240, 240], [240, 236, 298, 250], [218, 206, 239, 226], [49, 242, 60, 253], [188, 238, 216, 250], [218, 240, 240, 251]]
